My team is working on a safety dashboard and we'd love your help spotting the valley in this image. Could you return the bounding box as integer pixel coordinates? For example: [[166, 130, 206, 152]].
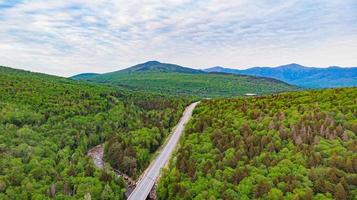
[[128, 102, 198, 200], [1, 1, 356, 200], [0, 64, 356, 200]]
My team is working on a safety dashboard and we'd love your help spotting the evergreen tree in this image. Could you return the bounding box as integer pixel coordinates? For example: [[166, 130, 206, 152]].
[[334, 183, 347, 200]]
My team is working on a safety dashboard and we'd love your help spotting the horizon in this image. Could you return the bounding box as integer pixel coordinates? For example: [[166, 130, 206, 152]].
[[2, 60, 357, 78], [0, 1, 357, 76]]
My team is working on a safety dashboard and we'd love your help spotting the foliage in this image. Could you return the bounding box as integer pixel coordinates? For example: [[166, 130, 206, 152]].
[[158, 88, 357, 199], [0, 66, 189, 199], [85, 72, 298, 98]]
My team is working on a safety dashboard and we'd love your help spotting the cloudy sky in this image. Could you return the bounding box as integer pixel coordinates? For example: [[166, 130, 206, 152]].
[[0, 0, 356, 77]]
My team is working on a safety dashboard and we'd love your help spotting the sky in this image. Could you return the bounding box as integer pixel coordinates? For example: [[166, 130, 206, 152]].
[[0, 0, 356, 77]]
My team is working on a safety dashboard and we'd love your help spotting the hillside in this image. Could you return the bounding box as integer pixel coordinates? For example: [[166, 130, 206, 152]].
[[73, 61, 298, 98], [71, 72, 99, 80], [0, 65, 189, 199], [205, 64, 357, 88], [158, 87, 357, 199]]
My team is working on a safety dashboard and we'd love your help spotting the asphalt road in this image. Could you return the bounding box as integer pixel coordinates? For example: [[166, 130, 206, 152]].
[[127, 102, 199, 200]]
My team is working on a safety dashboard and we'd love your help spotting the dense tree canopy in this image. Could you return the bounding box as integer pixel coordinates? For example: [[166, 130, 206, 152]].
[[81, 71, 298, 98], [158, 88, 357, 199], [0, 66, 190, 199]]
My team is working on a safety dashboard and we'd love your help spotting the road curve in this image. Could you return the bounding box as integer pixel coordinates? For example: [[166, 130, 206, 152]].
[[128, 102, 199, 200]]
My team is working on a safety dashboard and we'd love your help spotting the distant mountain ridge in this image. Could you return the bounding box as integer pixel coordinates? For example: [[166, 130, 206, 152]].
[[117, 60, 204, 74], [72, 61, 298, 97], [205, 64, 357, 88], [72, 61, 204, 80]]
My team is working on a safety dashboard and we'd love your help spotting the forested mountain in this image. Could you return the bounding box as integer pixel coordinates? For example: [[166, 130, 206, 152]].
[[158, 87, 357, 199], [205, 64, 357, 88], [71, 73, 100, 80], [116, 61, 204, 74], [72, 61, 298, 98], [0, 65, 190, 199]]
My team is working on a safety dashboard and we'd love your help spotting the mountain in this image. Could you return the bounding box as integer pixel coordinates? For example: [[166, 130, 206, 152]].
[[73, 61, 299, 98], [204, 66, 242, 74], [204, 64, 357, 88], [203, 66, 226, 73], [117, 60, 204, 74], [71, 60, 204, 79]]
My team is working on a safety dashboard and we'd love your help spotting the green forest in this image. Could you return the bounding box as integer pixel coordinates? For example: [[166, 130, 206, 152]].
[[0, 66, 190, 199], [81, 72, 297, 98], [1, 64, 356, 200], [86, 72, 298, 98], [158, 88, 357, 200], [73, 61, 298, 98]]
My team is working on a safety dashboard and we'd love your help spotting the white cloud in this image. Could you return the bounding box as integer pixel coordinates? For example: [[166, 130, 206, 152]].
[[0, 0, 356, 76]]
